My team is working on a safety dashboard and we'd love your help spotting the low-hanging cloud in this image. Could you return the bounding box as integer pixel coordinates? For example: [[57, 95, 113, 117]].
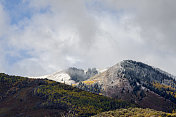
[[1, 0, 176, 76]]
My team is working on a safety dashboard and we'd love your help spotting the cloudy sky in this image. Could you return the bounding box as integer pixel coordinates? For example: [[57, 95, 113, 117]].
[[0, 0, 176, 76]]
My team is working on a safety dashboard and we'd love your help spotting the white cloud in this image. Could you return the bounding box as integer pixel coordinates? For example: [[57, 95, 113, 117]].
[[1, 0, 176, 76], [0, 3, 9, 73]]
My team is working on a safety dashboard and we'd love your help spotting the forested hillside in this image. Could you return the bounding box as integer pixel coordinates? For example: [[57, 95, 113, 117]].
[[0, 73, 133, 117]]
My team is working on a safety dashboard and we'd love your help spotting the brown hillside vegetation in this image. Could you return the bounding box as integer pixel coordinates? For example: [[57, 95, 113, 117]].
[[93, 108, 176, 117]]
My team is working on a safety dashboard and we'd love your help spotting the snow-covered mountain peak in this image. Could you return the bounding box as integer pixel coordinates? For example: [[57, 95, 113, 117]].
[[29, 67, 103, 85]]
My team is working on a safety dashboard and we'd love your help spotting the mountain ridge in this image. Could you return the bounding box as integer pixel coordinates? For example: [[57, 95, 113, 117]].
[[76, 60, 176, 112], [1, 60, 176, 116]]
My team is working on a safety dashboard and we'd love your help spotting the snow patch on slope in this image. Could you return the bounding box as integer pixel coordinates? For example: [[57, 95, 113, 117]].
[[47, 72, 75, 85], [97, 68, 108, 73], [29, 67, 106, 85], [29, 71, 75, 85]]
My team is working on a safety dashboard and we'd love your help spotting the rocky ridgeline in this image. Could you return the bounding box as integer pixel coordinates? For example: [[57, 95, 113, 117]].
[[86, 60, 176, 96], [77, 60, 176, 112], [119, 60, 176, 88]]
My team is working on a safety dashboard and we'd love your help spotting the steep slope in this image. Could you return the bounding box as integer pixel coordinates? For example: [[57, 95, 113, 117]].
[[77, 60, 176, 112], [0, 73, 133, 117]]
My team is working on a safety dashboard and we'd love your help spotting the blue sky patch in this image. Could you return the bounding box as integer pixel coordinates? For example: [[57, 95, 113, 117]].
[[2, 0, 33, 25], [5, 49, 32, 65], [1, 0, 50, 25]]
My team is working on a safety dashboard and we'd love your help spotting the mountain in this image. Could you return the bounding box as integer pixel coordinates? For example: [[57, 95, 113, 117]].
[[1, 60, 176, 116], [0, 73, 132, 117], [30, 67, 105, 85], [77, 60, 176, 112]]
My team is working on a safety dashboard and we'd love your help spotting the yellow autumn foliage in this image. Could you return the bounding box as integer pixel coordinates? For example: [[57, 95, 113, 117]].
[[83, 80, 96, 85]]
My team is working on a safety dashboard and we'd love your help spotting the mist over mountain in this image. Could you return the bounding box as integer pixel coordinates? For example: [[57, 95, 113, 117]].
[[1, 1, 176, 116], [30, 67, 101, 85], [1, 1, 176, 77]]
